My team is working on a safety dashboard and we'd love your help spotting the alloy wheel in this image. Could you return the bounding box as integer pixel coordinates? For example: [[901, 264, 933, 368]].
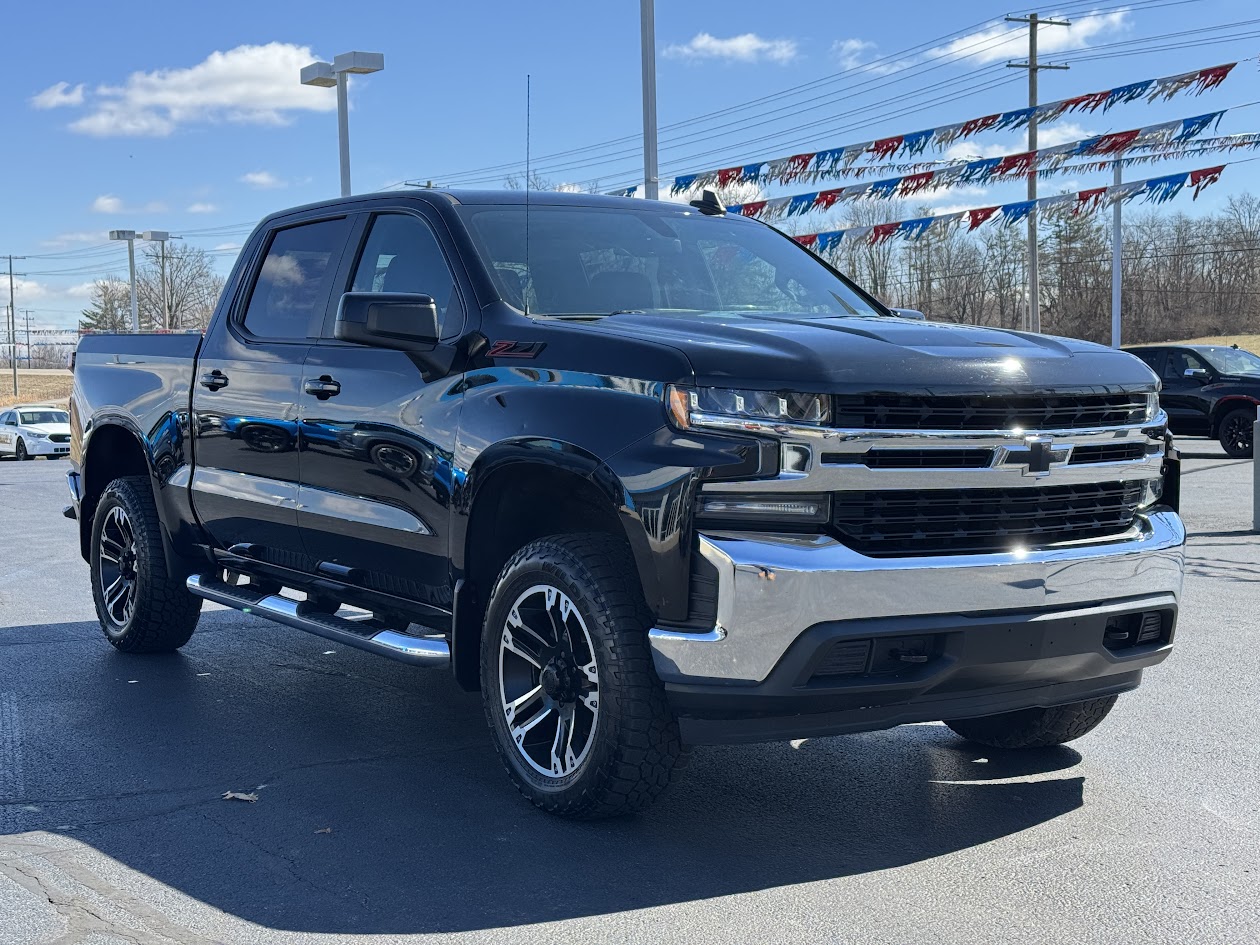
[[97, 506, 139, 628], [498, 584, 600, 778], [1222, 414, 1253, 454]]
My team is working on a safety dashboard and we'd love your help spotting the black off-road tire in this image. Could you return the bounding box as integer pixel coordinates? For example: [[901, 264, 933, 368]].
[[15, 439, 30, 461], [90, 475, 201, 653], [1217, 406, 1254, 458], [480, 533, 686, 818], [945, 695, 1119, 749]]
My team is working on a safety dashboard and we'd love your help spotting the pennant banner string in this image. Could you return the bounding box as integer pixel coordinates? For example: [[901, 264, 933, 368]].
[[650, 61, 1239, 196], [724, 112, 1228, 220], [788, 165, 1228, 252]]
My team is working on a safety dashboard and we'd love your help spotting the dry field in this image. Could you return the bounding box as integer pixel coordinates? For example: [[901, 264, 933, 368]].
[[0, 370, 73, 409], [1170, 334, 1260, 352]]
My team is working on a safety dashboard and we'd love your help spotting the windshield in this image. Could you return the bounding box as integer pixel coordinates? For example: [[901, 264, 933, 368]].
[[1198, 346, 1260, 376], [19, 410, 68, 425], [456, 204, 885, 319]]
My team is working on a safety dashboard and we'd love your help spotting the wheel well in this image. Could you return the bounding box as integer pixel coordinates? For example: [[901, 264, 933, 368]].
[[80, 425, 151, 560], [455, 463, 628, 690], [1210, 398, 1259, 435]]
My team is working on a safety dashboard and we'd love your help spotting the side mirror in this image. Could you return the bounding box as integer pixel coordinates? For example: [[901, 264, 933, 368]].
[[1183, 368, 1210, 381], [891, 307, 926, 321], [335, 292, 439, 352]]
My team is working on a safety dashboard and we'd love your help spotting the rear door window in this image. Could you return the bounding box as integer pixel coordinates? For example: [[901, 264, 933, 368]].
[[241, 218, 351, 341]]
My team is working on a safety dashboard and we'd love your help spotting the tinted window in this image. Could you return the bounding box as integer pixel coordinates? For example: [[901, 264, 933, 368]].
[[1198, 346, 1260, 376], [1130, 350, 1161, 371], [1164, 350, 1208, 380], [351, 214, 462, 337], [242, 218, 350, 340], [0, 412, 13, 425], [457, 204, 883, 319]]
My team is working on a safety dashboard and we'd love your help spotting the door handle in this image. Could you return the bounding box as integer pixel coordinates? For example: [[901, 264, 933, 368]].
[[199, 370, 229, 391], [304, 375, 341, 400]]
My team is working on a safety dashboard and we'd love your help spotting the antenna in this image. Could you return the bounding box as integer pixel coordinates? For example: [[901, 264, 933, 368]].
[[524, 73, 531, 317]]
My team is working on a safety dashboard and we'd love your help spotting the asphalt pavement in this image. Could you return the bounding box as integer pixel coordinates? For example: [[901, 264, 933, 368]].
[[1, 446, 1257, 945]]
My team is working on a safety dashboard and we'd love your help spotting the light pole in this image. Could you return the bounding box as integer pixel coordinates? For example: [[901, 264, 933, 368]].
[[109, 230, 139, 331], [640, 0, 660, 200], [142, 231, 170, 330], [301, 51, 385, 197]]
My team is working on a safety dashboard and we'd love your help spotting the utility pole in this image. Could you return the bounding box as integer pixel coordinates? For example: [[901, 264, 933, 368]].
[[1006, 12, 1070, 334], [640, 0, 660, 200], [21, 310, 33, 368], [6, 255, 23, 395], [1111, 160, 1123, 347]]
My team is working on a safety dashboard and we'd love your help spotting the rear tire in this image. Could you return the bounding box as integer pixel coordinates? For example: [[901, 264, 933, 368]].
[[90, 476, 201, 653], [15, 439, 29, 461], [1218, 406, 1254, 458], [945, 696, 1118, 749], [480, 534, 685, 818]]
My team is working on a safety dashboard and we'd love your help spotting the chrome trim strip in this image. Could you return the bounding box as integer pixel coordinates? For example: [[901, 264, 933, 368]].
[[190, 467, 299, 509], [688, 409, 1167, 442], [648, 626, 727, 644], [647, 510, 1185, 684]]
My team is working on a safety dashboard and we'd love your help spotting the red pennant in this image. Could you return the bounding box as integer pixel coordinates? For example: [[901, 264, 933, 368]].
[[814, 189, 843, 211], [717, 166, 741, 186], [1064, 90, 1111, 113], [1075, 187, 1108, 214], [783, 153, 815, 181], [960, 114, 1000, 138], [994, 152, 1036, 177], [1189, 165, 1225, 198], [871, 136, 904, 159], [968, 206, 1000, 230], [740, 201, 767, 217], [794, 233, 818, 247], [1090, 130, 1140, 155], [900, 171, 935, 195], [871, 222, 900, 244], [1195, 64, 1234, 93]]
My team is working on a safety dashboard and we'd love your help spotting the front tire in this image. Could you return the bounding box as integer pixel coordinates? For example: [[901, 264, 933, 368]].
[[90, 476, 201, 653], [15, 439, 29, 461], [945, 695, 1118, 749], [1218, 406, 1254, 458], [480, 534, 685, 818]]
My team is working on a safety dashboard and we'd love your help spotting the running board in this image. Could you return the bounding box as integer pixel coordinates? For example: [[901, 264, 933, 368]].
[[186, 574, 450, 668]]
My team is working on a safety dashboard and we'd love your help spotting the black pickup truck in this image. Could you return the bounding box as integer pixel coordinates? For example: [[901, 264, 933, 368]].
[[67, 190, 1186, 817]]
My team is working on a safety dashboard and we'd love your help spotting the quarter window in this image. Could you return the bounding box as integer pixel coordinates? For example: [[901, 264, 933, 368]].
[[242, 218, 350, 340], [351, 214, 462, 337]]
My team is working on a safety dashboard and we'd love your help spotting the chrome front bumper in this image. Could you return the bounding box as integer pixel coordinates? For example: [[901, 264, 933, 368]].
[[648, 509, 1186, 684]]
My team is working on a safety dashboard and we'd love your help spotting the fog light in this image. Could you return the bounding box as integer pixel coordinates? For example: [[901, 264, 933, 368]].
[[696, 493, 830, 525]]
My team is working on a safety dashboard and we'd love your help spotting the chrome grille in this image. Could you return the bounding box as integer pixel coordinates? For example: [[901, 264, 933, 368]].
[[831, 393, 1149, 431]]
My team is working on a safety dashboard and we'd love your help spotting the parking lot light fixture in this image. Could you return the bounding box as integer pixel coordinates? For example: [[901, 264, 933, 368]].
[[301, 52, 384, 197], [108, 230, 139, 332]]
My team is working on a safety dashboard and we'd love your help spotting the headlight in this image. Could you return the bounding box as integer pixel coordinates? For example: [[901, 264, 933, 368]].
[[26, 431, 48, 440], [667, 385, 830, 432], [1143, 393, 1160, 422]]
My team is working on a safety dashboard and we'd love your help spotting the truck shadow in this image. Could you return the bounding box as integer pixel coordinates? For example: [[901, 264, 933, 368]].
[[3, 613, 1086, 935]]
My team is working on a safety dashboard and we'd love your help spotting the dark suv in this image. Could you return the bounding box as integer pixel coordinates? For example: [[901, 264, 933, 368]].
[[1125, 344, 1259, 457]]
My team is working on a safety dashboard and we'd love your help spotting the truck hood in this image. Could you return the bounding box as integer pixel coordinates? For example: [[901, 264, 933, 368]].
[[581, 312, 1158, 394]]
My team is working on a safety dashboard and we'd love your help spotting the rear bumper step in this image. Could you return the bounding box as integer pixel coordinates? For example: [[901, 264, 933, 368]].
[[186, 574, 449, 668]]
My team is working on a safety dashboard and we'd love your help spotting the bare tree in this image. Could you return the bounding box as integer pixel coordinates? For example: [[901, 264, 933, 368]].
[[137, 244, 225, 331]]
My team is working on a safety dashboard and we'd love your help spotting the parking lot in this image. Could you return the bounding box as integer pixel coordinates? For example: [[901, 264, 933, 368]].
[[1, 447, 1257, 945]]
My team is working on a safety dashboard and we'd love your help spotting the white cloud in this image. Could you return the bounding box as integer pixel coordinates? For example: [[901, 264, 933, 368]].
[[240, 170, 285, 189], [92, 194, 124, 214], [39, 231, 107, 248], [187, 202, 218, 213], [663, 32, 798, 64], [943, 122, 1096, 160], [47, 42, 336, 137], [90, 193, 167, 214], [929, 10, 1129, 66], [31, 81, 85, 109], [65, 281, 99, 299]]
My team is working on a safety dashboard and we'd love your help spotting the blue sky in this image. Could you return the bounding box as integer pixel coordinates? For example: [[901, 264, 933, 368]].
[[4, 0, 1259, 327]]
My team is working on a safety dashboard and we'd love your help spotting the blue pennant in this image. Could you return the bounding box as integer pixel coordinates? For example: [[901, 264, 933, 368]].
[[901, 129, 934, 156], [999, 200, 1036, 226], [899, 218, 935, 241], [787, 193, 817, 216], [995, 107, 1036, 131], [1143, 173, 1188, 204], [959, 157, 1001, 183], [671, 173, 698, 194], [740, 163, 764, 183], [1105, 80, 1154, 110], [1174, 111, 1224, 142], [869, 177, 902, 199], [818, 231, 845, 253]]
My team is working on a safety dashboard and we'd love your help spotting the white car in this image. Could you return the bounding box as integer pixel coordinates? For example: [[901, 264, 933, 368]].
[[0, 405, 72, 460]]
